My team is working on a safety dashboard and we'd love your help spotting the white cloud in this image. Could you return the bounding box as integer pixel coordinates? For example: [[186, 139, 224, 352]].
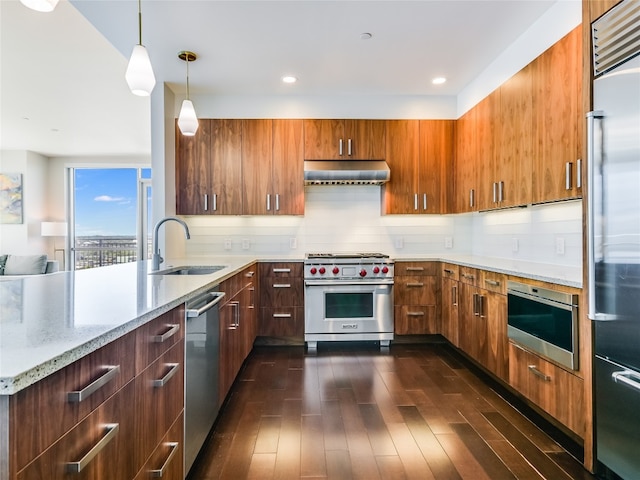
[[94, 195, 125, 202]]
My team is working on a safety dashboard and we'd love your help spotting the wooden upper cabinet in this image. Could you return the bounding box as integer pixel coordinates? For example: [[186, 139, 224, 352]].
[[532, 26, 583, 204], [419, 120, 455, 214], [211, 119, 243, 215], [175, 119, 210, 215], [304, 119, 386, 160], [588, 0, 623, 22], [475, 93, 501, 210], [242, 119, 273, 215], [499, 62, 534, 208], [454, 108, 477, 213], [272, 119, 304, 215], [382, 120, 420, 214]]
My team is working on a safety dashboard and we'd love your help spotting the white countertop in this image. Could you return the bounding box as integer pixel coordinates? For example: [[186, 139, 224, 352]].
[[0, 254, 581, 395]]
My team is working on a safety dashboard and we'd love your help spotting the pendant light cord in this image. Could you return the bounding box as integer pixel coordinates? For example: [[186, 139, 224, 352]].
[[186, 56, 191, 100], [137, 0, 143, 46]]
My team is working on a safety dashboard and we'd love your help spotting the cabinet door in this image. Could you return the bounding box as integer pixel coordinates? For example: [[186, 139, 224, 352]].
[[304, 119, 344, 160], [458, 283, 478, 356], [532, 26, 582, 203], [382, 120, 420, 214], [441, 277, 459, 347], [210, 119, 243, 214], [394, 276, 438, 305], [242, 119, 273, 215], [499, 63, 534, 208], [475, 93, 500, 210], [484, 290, 508, 381], [394, 305, 438, 335], [454, 108, 477, 213], [175, 119, 210, 215], [219, 297, 242, 405], [419, 120, 455, 214], [259, 306, 304, 338], [344, 119, 386, 160], [134, 414, 184, 480], [272, 119, 304, 215]]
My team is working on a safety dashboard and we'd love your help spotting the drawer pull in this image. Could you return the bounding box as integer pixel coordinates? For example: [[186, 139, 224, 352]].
[[485, 279, 500, 287], [528, 365, 551, 382], [452, 286, 458, 306], [153, 324, 180, 343], [273, 283, 291, 288], [407, 311, 425, 317], [443, 269, 454, 274], [150, 442, 179, 478], [405, 267, 425, 272], [272, 268, 291, 273], [66, 423, 119, 473], [273, 313, 292, 318], [67, 365, 120, 403], [245, 271, 255, 278], [462, 273, 475, 280], [406, 282, 425, 287], [153, 363, 180, 388]]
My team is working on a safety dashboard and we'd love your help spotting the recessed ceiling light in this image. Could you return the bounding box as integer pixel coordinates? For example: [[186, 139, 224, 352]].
[[432, 77, 447, 85], [282, 75, 297, 84], [360, 32, 373, 40]]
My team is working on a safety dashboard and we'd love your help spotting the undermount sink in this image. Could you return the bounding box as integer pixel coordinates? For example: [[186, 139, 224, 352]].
[[150, 265, 226, 276]]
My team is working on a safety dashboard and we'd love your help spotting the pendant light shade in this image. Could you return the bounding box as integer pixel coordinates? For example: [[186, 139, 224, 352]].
[[126, 44, 156, 96], [20, 0, 59, 12], [178, 51, 199, 136], [126, 0, 155, 96]]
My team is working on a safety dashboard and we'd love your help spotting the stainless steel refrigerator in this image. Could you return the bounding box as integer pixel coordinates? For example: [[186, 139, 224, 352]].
[[588, 2, 640, 478]]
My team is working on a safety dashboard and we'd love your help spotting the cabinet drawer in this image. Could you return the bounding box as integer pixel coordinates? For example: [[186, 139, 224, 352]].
[[509, 342, 584, 436], [134, 413, 184, 480], [394, 261, 438, 276], [394, 305, 438, 334], [441, 263, 459, 281], [258, 306, 304, 337], [11, 331, 137, 472], [260, 280, 304, 306], [135, 306, 185, 375], [480, 271, 506, 294], [135, 341, 185, 464], [394, 276, 438, 305], [259, 262, 303, 280], [459, 266, 479, 286], [17, 380, 137, 480]]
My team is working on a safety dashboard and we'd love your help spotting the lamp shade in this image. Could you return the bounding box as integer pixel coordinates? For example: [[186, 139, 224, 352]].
[[125, 45, 156, 96], [178, 99, 199, 136], [20, 0, 59, 12], [41, 221, 67, 237]]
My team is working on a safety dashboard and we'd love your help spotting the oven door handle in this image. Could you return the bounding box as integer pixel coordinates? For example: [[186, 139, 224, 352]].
[[304, 280, 394, 287]]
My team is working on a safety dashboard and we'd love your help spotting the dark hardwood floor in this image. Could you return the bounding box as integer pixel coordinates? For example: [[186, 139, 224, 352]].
[[188, 343, 596, 480]]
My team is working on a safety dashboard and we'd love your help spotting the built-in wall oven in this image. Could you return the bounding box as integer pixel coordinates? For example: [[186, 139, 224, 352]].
[[507, 281, 579, 370], [304, 253, 394, 350]]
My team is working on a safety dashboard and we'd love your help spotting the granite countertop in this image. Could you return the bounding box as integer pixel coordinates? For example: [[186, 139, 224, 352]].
[[0, 253, 581, 395]]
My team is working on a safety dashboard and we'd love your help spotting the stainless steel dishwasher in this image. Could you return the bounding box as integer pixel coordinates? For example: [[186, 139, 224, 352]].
[[185, 288, 226, 475]]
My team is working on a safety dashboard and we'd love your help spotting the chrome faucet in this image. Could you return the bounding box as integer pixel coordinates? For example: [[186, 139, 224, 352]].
[[152, 217, 191, 271]]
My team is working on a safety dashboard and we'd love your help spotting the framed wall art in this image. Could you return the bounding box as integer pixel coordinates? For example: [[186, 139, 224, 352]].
[[0, 173, 23, 224]]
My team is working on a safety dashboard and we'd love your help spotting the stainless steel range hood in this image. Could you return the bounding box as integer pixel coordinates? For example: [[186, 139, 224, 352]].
[[303, 160, 390, 185]]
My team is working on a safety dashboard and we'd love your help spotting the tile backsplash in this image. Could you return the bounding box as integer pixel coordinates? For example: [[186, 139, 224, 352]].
[[183, 185, 581, 267]]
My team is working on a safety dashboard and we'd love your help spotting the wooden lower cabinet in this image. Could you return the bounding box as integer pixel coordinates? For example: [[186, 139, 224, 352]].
[[258, 262, 304, 339], [394, 262, 440, 335], [441, 263, 460, 347], [134, 414, 184, 480], [509, 342, 584, 436]]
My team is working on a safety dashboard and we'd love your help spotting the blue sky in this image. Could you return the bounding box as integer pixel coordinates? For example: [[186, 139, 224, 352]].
[[74, 168, 150, 236]]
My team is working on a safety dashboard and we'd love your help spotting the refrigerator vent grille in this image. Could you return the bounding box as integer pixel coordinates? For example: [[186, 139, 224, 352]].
[[592, 0, 640, 76]]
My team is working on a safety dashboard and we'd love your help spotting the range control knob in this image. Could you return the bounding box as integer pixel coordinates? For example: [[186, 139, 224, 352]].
[[310, 267, 317, 275], [360, 269, 367, 277], [373, 266, 380, 274], [332, 267, 340, 274], [319, 267, 326, 274], [381, 266, 389, 274]]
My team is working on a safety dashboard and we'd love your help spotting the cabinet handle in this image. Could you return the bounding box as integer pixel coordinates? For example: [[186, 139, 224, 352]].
[[612, 370, 640, 392], [339, 138, 344, 156], [407, 311, 424, 317], [153, 324, 180, 343], [248, 286, 255, 309], [406, 267, 424, 272], [493, 182, 497, 203], [461, 273, 475, 280], [348, 138, 353, 156], [470, 189, 475, 208], [414, 193, 419, 211], [66, 423, 119, 473], [149, 442, 179, 478], [204, 194, 208, 211], [266, 194, 271, 211], [479, 295, 485, 318], [245, 270, 255, 278], [499, 181, 504, 202], [452, 285, 458, 306], [443, 268, 454, 274], [273, 313, 292, 318], [577, 159, 582, 189], [273, 283, 291, 288], [565, 162, 573, 190], [484, 279, 500, 287], [276, 194, 280, 211], [213, 193, 217, 211], [67, 365, 120, 403], [528, 365, 551, 382], [272, 268, 291, 273], [153, 363, 180, 388], [406, 282, 424, 287], [227, 301, 240, 329], [423, 193, 427, 211]]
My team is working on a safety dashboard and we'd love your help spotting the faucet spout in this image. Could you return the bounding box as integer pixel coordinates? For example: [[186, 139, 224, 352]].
[[151, 217, 191, 271]]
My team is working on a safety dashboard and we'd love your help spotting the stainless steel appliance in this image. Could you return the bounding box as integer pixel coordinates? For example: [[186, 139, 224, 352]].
[[507, 281, 579, 370], [304, 160, 391, 185], [304, 253, 394, 350], [185, 288, 226, 475], [588, 2, 640, 478]]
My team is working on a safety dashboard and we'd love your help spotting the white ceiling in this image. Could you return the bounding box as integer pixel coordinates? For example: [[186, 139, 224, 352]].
[[1, 0, 560, 158]]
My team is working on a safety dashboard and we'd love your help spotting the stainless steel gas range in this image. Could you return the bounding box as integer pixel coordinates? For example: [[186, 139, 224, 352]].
[[304, 253, 394, 350]]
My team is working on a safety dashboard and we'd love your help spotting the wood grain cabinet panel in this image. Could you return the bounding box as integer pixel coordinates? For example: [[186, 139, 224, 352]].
[[135, 305, 185, 375], [454, 108, 478, 213], [134, 414, 184, 480], [175, 119, 211, 215], [441, 263, 460, 347], [394, 262, 440, 335], [304, 119, 385, 160], [382, 120, 420, 214], [242, 119, 273, 215], [272, 119, 305, 215], [258, 262, 304, 339]]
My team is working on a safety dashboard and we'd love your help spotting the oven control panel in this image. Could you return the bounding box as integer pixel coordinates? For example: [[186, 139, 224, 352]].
[[304, 262, 394, 279]]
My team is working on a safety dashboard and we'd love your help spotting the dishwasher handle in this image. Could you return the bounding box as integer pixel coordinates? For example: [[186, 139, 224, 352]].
[[186, 292, 226, 318]]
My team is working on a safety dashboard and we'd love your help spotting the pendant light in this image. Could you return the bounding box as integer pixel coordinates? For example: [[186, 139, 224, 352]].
[[19, 0, 59, 12], [177, 51, 199, 136], [125, 0, 156, 96]]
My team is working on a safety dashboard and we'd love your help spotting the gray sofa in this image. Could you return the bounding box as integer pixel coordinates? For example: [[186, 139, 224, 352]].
[[0, 254, 59, 276]]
